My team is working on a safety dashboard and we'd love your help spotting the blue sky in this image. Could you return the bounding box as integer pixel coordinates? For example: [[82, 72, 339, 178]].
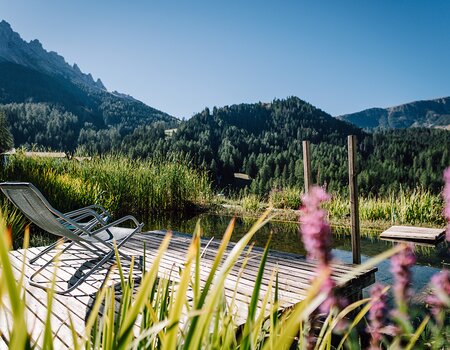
[[1, 1, 449, 118]]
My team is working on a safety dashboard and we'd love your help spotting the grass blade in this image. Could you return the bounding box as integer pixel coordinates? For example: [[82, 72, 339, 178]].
[[241, 236, 271, 350], [117, 233, 172, 348], [165, 235, 198, 350], [405, 315, 430, 350]]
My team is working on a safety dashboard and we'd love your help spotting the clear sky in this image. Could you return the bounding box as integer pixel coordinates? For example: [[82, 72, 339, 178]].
[[1, 1, 449, 119]]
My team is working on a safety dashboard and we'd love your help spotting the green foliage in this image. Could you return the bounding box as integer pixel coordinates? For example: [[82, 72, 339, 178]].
[[2, 92, 449, 198], [236, 187, 446, 227], [0, 153, 212, 219], [0, 197, 26, 244], [327, 187, 446, 226], [241, 194, 262, 212], [166, 97, 363, 192], [268, 187, 301, 209], [0, 109, 13, 153], [134, 99, 449, 197]]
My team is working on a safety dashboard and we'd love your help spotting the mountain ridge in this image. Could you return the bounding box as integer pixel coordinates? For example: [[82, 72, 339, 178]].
[[0, 20, 178, 151], [337, 96, 450, 130], [0, 20, 106, 91]]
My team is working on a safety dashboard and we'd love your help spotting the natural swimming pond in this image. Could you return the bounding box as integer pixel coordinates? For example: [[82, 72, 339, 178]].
[[144, 212, 450, 299]]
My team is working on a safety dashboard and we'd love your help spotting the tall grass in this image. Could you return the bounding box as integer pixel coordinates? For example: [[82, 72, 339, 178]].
[[236, 186, 446, 227], [0, 153, 212, 218], [328, 187, 445, 226], [268, 187, 301, 210], [0, 211, 448, 349]]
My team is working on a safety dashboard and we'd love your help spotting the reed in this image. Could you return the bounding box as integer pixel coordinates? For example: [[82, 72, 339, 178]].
[[328, 187, 445, 226], [268, 187, 301, 210], [237, 186, 445, 227], [0, 197, 26, 245], [0, 153, 212, 218]]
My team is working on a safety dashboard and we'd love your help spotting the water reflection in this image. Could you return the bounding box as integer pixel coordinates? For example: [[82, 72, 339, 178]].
[[144, 212, 449, 269]]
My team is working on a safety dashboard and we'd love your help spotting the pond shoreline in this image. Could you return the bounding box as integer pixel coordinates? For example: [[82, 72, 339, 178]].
[[210, 203, 446, 236]]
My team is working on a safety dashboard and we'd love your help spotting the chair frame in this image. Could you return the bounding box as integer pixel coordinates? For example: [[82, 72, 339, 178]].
[[0, 182, 144, 295]]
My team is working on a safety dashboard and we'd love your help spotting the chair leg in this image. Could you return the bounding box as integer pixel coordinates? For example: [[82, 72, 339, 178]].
[[28, 224, 144, 294], [57, 250, 116, 294], [28, 241, 78, 289], [29, 238, 66, 264]]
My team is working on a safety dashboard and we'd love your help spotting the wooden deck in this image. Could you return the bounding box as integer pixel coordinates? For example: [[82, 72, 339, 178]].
[[0, 230, 376, 349], [380, 225, 445, 243]]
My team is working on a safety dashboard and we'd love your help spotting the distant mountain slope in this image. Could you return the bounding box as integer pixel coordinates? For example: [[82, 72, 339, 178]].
[[337, 97, 450, 130], [0, 20, 177, 151]]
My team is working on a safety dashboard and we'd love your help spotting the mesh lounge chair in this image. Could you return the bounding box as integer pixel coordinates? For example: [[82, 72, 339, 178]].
[[0, 182, 144, 294]]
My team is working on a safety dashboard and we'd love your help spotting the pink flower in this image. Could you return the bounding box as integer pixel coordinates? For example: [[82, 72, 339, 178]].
[[299, 186, 332, 266], [443, 167, 450, 241], [390, 244, 416, 313], [299, 187, 347, 314], [426, 270, 450, 320], [318, 270, 347, 314], [367, 283, 387, 349]]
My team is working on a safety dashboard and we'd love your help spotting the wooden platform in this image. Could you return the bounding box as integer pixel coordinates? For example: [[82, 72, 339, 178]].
[[380, 225, 445, 243], [0, 230, 376, 349]]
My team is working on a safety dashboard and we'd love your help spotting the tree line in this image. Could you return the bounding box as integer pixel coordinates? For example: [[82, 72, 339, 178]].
[[2, 97, 449, 196]]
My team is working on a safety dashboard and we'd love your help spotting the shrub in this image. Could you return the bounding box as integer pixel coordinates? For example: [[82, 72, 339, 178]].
[[241, 194, 262, 212], [268, 187, 301, 209]]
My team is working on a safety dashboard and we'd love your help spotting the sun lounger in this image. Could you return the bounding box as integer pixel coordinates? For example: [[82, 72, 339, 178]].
[[0, 182, 144, 294]]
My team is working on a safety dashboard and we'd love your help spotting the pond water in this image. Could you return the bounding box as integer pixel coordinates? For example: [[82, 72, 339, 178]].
[[144, 212, 450, 299]]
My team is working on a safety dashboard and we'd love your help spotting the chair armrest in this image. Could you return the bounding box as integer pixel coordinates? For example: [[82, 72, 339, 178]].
[[64, 204, 110, 220], [87, 215, 142, 237], [58, 209, 108, 228]]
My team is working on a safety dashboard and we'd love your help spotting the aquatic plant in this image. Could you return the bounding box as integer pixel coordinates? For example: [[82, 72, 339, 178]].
[[268, 187, 301, 209]]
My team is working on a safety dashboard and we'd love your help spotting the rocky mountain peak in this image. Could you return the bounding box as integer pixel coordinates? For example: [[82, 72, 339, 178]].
[[0, 20, 14, 34], [0, 19, 107, 92]]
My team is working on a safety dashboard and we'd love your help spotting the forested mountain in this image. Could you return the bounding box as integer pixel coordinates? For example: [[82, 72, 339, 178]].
[[166, 97, 364, 193], [337, 96, 450, 130], [0, 20, 177, 150], [0, 110, 12, 153], [118, 97, 449, 195]]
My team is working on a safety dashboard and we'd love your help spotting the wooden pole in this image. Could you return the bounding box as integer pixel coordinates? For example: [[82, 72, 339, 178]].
[[348, 135, 361, 264], [302, 140, 312, 193]]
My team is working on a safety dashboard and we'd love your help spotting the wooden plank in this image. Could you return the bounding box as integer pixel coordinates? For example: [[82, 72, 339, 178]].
[[8, 250, 86, 348], [380, 225, 445, 243], [379, 237, 437, 248], [0, 230, 377, 348]]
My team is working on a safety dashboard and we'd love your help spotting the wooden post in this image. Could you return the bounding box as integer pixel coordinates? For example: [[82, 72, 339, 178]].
[[302, 141, 312, 193], [348, 135, 361, 264]]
